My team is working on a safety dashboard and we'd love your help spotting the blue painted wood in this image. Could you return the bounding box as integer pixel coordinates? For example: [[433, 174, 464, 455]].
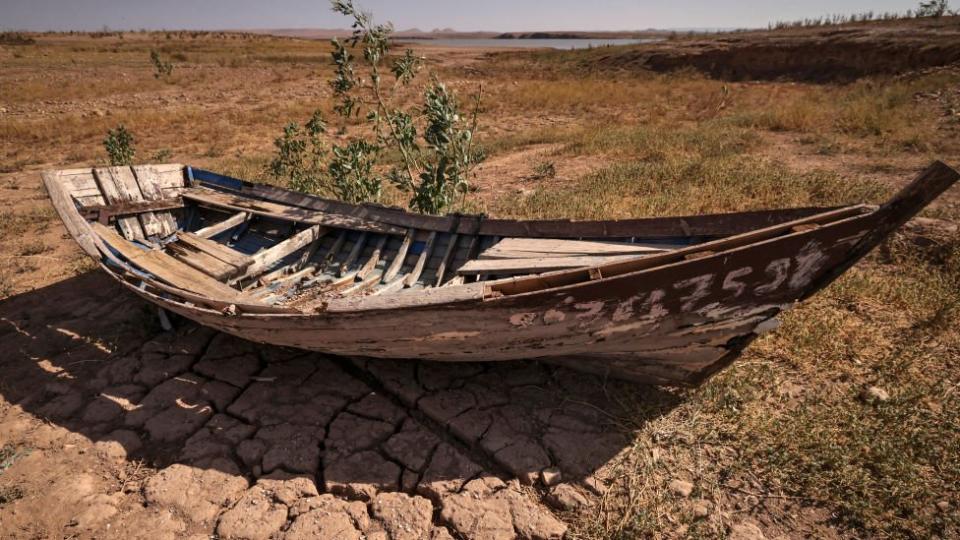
[[189, 167, 245, 191]]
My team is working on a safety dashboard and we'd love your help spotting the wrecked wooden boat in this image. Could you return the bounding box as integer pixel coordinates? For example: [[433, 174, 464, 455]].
[[43, 161, 959, 386]]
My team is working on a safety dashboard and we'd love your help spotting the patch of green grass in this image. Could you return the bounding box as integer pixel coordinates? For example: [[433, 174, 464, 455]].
[[491, 123, 887, 220]]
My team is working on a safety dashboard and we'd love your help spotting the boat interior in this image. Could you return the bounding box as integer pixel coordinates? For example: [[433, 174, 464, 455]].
[[51, 164, 872, 311]]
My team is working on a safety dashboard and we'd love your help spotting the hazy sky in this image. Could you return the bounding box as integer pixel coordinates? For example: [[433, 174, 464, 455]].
[[1, 0, 924, 32]]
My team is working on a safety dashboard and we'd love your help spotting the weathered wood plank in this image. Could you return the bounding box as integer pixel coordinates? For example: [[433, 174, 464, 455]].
[[434, 233, 459, 287], [178, 232, 253, 269], [194, 211, 249, 239], [93, 167, 145, 240], [181, 187, 404, 235], [91, 222, 242, 300], [404, 231, 437, 287], [357, 235, 388, 280], [482, 238, 672, 258], [339, 232, 369, 277], [381, 229, 414, 284], [112, 166, 166, 237], [166, 242, 240, 280], [238, 224, 327, 281], [458, 254, 637, 275], [133, 165, 181, 235]]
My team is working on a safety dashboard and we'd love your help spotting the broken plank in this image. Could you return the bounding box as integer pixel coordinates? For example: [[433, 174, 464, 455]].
[[194, 211, 248, 239], [91, 222, 243, 300], [181, 187, 404, 235]]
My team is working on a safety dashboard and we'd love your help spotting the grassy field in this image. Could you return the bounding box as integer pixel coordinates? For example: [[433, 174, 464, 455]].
[[1, 30, 959, 538]]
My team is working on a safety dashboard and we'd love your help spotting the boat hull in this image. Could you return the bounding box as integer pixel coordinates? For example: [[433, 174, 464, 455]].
[[115, 207, 878, 385]]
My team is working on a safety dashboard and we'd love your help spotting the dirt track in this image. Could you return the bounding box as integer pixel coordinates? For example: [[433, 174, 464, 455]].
[[0, 272, 661, 539]]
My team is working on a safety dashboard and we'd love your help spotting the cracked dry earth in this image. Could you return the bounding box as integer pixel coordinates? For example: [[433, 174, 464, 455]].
[[0, 272, 640, 539]]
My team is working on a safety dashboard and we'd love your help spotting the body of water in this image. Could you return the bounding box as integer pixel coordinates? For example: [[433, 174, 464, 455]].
[[403, 38, 660, 50]]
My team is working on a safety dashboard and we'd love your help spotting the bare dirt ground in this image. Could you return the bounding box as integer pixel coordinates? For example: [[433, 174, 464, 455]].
[[2, 22, 960, 539]]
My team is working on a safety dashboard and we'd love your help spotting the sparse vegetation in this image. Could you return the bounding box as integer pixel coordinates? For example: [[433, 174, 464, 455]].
[[103, 125, 136, 166], [150, 49, 174, 78], [531, 160, 557, 179], [267, 0, 483, 214]]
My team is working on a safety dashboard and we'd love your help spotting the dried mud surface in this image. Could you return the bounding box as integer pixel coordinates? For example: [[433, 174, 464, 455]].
[[0, 272, 670, 539]]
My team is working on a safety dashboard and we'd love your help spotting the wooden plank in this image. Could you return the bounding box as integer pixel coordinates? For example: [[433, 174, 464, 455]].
[[434, 233, 459, 287], [404, 231, 437, 288], [319, 230, 348, 271], [79, 198, 184, 222], [133, 165, 181, 235], [357, 235, 388, 280], [93, 167, 144, 240], [482, 238, 672, 258], [458, 254, 638, 275], [238, 224, 327, 281], [382, 229, 414, 284], [178, 232, 253, 269], [339, 232, 368, 277], [194, 211, 249, 239], [166, 242, 240, 280], [113, 166, 165, 237], [91, 222, 242, 300], [181, 187, 404, 235]]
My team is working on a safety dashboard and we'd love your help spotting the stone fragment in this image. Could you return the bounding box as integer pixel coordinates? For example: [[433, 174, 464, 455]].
[[540, 467, 562, 487], [144, 459, 249, 523], [668, 479, 694, 498]]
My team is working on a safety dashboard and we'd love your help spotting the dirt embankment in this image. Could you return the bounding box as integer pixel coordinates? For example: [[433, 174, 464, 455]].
[[586, 17, 960, 82]]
